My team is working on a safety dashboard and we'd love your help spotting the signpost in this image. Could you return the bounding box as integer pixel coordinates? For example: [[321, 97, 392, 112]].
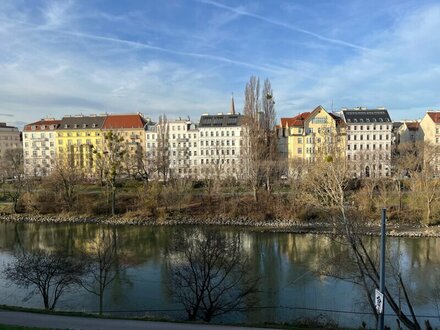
[[375, 288, 384, 314], [378, 208, 387, 330]]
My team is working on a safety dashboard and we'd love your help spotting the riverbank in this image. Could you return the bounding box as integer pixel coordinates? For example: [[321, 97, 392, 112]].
[[1, 213, 439, 238]]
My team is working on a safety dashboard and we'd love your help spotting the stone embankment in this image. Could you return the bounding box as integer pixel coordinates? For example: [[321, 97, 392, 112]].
[[0, 213, 439, 237]]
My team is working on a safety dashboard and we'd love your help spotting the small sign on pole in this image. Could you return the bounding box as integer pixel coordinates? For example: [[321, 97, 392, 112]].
[[375, 289, 384, 314]]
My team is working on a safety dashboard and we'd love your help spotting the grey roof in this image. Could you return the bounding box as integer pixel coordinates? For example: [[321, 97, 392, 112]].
[[198, 114, 244, 127], [0, 123, 18, 129], [58, 115, 107, 130], [342, 109, 392, 124]]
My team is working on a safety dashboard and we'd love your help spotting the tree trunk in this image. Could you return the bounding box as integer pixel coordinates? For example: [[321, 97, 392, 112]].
[[253, 186, 258, 203], [13, 200, 19, 214], [43, 295, 49, 310], [111, 187, 116, 216], [99, 292, 103, 315], [426, 199, 431, 225]]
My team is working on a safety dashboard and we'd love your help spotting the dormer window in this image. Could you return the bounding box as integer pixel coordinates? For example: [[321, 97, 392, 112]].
[[41, 125, 46, 130], [64, 124, 68, 128], [74, 124, 78, 128], [31, 125, 36, 131], [92, 123, 97, 128], [83, 124, 87, 128]]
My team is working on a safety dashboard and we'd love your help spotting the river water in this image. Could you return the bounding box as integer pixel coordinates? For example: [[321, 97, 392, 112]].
[[0, 222, 439, 329]]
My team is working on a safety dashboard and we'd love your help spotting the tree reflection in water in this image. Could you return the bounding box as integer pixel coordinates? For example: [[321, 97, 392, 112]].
[[0, 223, 439, 327]]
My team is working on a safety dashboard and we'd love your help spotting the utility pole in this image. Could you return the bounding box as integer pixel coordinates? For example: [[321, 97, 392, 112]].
[[378, 208, 387, 330]]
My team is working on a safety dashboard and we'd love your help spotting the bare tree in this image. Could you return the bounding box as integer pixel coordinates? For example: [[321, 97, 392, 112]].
[[155, 115, 170, 184], [166, 229, 259, 322], [94, 131, 127, 216], [51, 159, 83, 211], [261, 79, 278, 193], [4, 250, 86, 310], [304, 158, 420, 329], [80, 228, 123, 315], [242, 76, 277, 201], [125, 148, 155, 183], [1, 148, 26, 213], [409, 169, 440, 225]]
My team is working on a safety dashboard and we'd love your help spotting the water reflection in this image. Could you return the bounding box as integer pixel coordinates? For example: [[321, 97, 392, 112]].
[[0, 222, 439, 328]]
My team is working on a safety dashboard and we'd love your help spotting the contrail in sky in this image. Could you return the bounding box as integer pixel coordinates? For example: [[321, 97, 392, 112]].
[[0, 17, 282, 74], [195, 0, 370, 52]]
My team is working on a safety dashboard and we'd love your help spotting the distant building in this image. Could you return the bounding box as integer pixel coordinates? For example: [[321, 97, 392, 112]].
[[56, 115, 107, 171], [0, 122, 21, 176], [167, 118, 199, 178], [420, 111, 440, 172], [340, 107, 392, 178], [395, 121, 421, 145], [285, 106, 345, 168], [198, 112, 244, 179], [102, 113, 149, 175], [420, 111, 440, 145], [23, 119, 60, 176]]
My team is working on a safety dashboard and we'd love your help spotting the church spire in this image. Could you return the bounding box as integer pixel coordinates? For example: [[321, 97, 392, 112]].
[[230, 93, 236, 115]]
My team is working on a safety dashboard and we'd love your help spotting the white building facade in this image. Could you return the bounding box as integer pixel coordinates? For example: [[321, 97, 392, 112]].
[[145, 113, 245, 180], [22, 119, 60, 176], [341, 108, 393, 178], [145, 118, 199, 179], [198, 113, 244, 179]]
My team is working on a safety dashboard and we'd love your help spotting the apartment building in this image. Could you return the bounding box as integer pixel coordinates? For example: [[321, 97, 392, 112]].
[[419, 111, 440, 172], [167, 119, 199, 178], [0, 123, 21, 177], [394, 121, 421, 145], [101, 113, 148, 173], [198, 113, 244, 179], [23, 119, 60, 176], [285, 106, 345, 166], [56, 115, 107, 171], [340, 108, 392, 178], [145, 118, 199, 179]]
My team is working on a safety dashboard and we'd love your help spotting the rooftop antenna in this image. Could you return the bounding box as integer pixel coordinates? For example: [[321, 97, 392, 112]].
[[331, 99, 334, 112]]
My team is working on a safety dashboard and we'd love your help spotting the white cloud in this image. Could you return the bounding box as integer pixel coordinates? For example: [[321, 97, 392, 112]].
[[1, 0, 440, 127], [273, 3, 440, 121]]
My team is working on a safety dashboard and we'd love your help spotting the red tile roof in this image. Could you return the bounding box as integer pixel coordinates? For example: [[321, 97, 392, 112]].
[[102, 114, 147, 129], [23, 119, 61, 131], [280, 112, 311, 127], [428, 112, 440, 124], [406, 122, 420, 131]]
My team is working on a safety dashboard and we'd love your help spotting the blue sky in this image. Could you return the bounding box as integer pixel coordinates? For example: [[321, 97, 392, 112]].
[[1, 0, 440, 127]]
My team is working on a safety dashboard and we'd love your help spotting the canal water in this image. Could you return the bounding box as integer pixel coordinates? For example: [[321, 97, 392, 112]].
[[0, 222, 439, 329]]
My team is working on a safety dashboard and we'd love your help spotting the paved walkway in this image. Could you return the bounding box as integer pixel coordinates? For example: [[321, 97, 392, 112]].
[[0, 310, 278, 330]]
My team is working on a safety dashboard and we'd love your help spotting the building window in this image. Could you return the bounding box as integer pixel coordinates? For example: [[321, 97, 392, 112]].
[[298, 148, 302, 154]]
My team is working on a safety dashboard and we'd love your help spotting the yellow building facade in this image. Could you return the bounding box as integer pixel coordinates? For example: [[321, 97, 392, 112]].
[[56, 115, 107, 171], [420, 111, 440, 172], [286, 106, 346, 164]]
